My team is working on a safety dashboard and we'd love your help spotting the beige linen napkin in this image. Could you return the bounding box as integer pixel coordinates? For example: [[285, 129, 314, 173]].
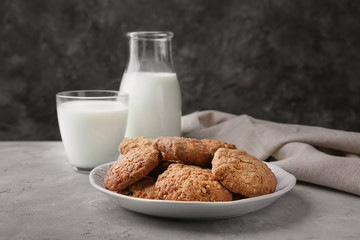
[[182, 110, 360, 196]]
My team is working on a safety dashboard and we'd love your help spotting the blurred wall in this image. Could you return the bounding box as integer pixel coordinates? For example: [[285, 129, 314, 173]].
[[0, 0, 359, 140]]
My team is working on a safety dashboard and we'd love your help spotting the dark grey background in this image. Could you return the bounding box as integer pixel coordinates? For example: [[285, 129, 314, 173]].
[[1, 0, 359, 140]]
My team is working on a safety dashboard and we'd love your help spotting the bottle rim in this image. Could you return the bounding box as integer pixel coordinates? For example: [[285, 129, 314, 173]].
[[127, 31, 174, 40]]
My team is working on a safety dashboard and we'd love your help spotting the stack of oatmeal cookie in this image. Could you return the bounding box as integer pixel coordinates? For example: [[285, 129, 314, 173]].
[[104, 137, 277, 202]]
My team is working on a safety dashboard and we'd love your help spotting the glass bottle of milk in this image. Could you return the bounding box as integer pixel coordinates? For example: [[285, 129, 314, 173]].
[[120, 31, 182, 138]]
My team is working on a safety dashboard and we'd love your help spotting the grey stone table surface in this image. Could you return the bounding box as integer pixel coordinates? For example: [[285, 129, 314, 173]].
[[1, 142, 359, 240]]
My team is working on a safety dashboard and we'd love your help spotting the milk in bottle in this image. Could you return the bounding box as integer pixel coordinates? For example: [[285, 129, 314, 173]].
[[120, 32, 182, 138]]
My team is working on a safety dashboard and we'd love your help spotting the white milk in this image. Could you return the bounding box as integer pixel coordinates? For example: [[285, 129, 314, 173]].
[[57, 101, 128, 169], [120, 72, 181, 138]]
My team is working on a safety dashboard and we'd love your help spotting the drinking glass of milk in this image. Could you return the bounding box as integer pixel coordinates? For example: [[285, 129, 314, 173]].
[[56, 90, 129, 173], [120, 31, 182, 138]]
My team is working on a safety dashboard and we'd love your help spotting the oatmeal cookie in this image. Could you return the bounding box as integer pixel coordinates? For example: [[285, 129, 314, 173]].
[[104, 147, 161, 191], [200, 139, 237, 155], [152, 137, 212, 167], [119, 136, 171, 160], [155, 164, 232, 202], [212, 148, 277, 197], [118, 137, 154, 155], [121, 177, 158, 199]]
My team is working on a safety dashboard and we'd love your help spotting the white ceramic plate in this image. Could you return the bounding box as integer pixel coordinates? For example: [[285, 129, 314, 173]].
[[89, 162, 296, 220]]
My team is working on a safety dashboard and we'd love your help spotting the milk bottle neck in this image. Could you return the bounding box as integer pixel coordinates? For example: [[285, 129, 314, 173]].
[[125, 32, 175, 73]]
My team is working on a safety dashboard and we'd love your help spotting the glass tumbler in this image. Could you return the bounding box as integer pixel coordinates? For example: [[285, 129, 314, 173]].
[[56, 90, 129, 173]]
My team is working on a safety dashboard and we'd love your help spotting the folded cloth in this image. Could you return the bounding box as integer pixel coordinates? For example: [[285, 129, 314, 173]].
[[182, 110, 360, 196]]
